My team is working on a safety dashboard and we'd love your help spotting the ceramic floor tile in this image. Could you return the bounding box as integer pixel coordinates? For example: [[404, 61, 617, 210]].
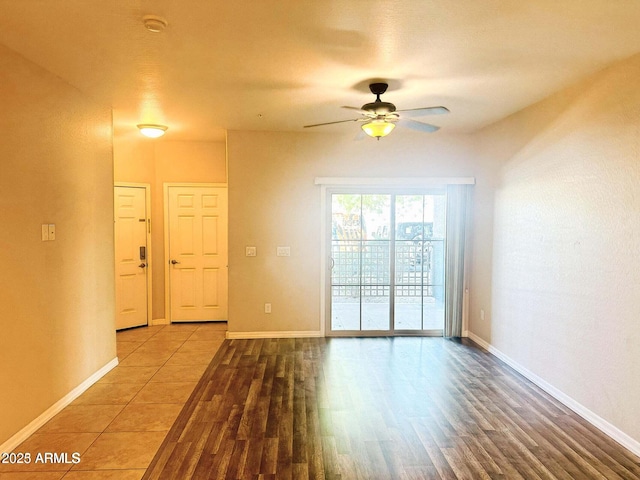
[[131, 382, 197, 404], [115, 327, 163, 343], [61, 470, 145, 480], [116, 350, 173, 367], [162, 323, 200, 331], [38, 405, 124, 433], [97, 366, 159, 384], [105, 404, 183, 432], [149, 364, 208, 383], [71, 384, 144, 406], [115, 342, 141, 360], [164, 350, 216, 366], [147, 330, 195, 342], [0, 433, 98, 472], [70, 432, 166, 471], [133, 340, 185, 355], [3, 326, 213, 477], [175, 340, 222, 354], [187, 328, 227, 341]]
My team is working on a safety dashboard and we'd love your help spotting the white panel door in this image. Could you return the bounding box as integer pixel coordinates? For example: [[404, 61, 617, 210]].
[[168, 186, 228, 322], [114, 186, 149, 330]]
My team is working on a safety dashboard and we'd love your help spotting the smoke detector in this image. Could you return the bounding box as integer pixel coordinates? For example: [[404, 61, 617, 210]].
[[143, 15, 168, 33]]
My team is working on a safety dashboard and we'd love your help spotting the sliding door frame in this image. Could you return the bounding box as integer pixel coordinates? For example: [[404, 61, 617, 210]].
[[317, 177, 475, 338]]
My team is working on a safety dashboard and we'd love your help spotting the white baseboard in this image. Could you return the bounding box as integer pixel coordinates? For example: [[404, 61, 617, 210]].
[[0, 357, 119, 454], [150, 318, 168, 326], [226, 330, 323, 339], [466, 332, 640, 457]]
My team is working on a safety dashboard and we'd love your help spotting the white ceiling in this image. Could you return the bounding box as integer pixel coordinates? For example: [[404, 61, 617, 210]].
[[1, 0, 640, 142]]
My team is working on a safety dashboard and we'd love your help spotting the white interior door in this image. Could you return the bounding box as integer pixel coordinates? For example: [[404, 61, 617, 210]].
[[114, 186, 149, 330], [167, 185, 228, 322]]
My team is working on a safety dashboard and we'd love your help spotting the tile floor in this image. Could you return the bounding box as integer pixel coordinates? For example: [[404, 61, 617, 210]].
[[0, 322, 226, 480]]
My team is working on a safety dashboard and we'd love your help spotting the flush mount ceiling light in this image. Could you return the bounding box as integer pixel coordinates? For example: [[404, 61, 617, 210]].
[[142, 15, 168, 33], [361, 120, 396, 139], [137, 124, 168, 138]]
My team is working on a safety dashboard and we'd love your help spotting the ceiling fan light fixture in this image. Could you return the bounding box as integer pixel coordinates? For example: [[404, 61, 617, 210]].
[[137, 124, 168, 138], [362, 120, 395, 139]]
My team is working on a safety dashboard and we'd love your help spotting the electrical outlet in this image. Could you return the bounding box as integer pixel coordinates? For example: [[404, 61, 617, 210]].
[[48, 224, 56, 241], [277, 246, 290, 257], [246, 246, 257, 257], [265, 303, 272, 314]]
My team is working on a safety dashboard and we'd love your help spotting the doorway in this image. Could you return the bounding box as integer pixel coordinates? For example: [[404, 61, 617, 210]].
[[327, 189, 446, 336], [114, 184, 151, 330], [165, 184, 228, 323]]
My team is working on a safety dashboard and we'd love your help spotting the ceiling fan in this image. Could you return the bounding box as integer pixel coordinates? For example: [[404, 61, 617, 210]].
[[303, 82, 449, 139]]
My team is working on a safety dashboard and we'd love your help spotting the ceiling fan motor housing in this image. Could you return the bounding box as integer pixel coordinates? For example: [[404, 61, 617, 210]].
[[369, 82, 389, 95], [362, 101, 396, 115], [364, 82, 396, 115]]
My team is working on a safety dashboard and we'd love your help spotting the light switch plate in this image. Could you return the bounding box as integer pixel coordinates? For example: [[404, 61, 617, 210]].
[[246, 246, 257, 257], [41, 224, 49, 241], [48, 224, 56, 241], [277, 246, 290, 257]]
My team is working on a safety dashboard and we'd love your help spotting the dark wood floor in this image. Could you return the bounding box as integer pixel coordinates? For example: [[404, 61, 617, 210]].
[[143, 337, 640, 479]]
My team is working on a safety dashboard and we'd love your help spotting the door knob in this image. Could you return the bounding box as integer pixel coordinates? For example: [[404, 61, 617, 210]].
[[171, 259, 180, 265], [138, 263, 147, 268]]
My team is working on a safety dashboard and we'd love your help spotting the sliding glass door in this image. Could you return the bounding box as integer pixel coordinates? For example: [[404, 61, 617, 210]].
[[328, 190, 446, 336], [331, 194, 391, 331]]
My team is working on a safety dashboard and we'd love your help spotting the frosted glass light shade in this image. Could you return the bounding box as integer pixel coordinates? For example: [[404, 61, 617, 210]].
[[362, 120, 395, 139], [137, 124, 168, 138]]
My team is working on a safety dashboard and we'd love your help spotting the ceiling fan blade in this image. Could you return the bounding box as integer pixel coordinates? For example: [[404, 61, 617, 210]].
[[304, 118, 361, 128], [341, 106, 372, 115], [398, 118, 440, 133], [395, 106, 449, 117]]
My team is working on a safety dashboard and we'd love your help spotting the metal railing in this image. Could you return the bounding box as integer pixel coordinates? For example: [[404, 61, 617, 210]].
[[331, 240, 441, 298]]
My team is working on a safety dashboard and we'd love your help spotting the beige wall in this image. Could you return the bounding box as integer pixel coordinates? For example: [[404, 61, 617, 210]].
[[0, 45, 116, 445], [226, 130, 495, 333], [473, 54, 640, 443], [113, 138, 227, 319]]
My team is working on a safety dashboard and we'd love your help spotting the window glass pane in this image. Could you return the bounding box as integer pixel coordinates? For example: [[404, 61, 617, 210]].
[[394, 195, 425, 330], [429, 194, 447, 241], [394, 287, 422, 330], [423, 194, 446, 330], [332, 286, 360, 331], [360, 195, 390, 330], [332, 194, 362, 240], [423, 285, 444, 330], [362, 194, 391, 240], [362, 194, 391, 286], [331, 194, 362, 331], [331, 240, 361, 285], [362, 285, 390, 330]]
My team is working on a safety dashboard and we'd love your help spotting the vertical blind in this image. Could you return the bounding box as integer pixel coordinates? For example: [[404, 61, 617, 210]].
[[444, 184, 472, 337]]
